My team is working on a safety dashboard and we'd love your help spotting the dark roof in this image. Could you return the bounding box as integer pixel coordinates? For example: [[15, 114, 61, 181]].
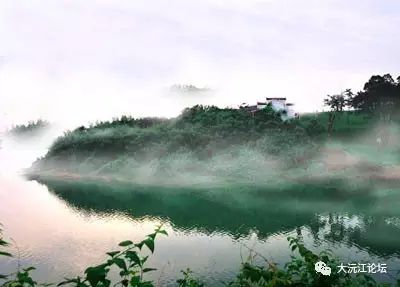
[[257, 102, 267, 105], [243, 105, 258, 113], [266, 97, 286, 100], [286, 103, 294, 106]]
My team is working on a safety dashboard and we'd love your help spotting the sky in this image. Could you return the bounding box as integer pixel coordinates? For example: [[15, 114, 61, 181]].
[[0, 0, 399, 130]]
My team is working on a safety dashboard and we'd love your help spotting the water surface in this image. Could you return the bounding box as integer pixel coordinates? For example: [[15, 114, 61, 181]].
[[1, 173, 400, 285]]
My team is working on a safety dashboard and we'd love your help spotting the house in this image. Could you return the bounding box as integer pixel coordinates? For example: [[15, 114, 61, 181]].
[[242, 105, 258, 116], [257, 102, 267, 110], [242, 97, 298, 119]]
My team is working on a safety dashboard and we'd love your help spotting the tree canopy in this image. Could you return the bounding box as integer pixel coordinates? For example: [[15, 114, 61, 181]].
[[350, 74, 400, 118]]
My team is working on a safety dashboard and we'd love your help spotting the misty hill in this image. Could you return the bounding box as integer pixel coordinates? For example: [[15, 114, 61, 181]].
[[7, 119, 51, 138], [24, 73, 400, 182], [169, 84, 211, 94], [29, 105, 326, 181], [28, 103, 391, 187]]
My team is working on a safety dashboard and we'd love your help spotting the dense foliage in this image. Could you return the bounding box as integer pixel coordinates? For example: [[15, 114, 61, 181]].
[[1, 225, 399, 287], [324, 74, 400, 119], [30, 104, 324, 176], [351, 74, 400, 118]]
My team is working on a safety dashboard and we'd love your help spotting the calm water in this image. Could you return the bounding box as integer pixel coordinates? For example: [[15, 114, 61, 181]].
[[1, 172, 400, 285], [1, 136, 400, 285]]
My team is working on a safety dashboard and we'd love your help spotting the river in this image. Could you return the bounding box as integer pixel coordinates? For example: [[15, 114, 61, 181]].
[[1, 138, 400, 285]]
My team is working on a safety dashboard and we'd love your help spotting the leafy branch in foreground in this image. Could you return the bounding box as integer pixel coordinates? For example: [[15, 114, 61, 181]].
[[176, 269, 204, 287], [1, 224, 400, 287], [0, 223, 38, 287], [58, 225, 167, 287], [229, 236, 398, 287]]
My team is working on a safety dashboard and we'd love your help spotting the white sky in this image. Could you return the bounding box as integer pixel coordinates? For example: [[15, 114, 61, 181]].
[[0, 0, 399, 130]]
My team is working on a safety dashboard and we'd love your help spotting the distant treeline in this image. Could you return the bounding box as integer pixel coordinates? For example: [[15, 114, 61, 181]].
[[7, 119, 50, 136], [170, 84, 211, 94], [324, 74, 400, 116], [323, 73, 400, 133]]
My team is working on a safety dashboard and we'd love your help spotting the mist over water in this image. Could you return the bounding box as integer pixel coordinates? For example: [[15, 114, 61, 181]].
[[0, 126, 63, 175], [23, 120, 400, 193], [1, 119, 400, 285], [1, 116, 400, 196]]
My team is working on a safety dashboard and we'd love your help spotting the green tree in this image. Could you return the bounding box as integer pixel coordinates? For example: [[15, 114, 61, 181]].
[[351, 74, 400, 121], [324, 94, 346, 112], [343, 89, 354, 109], [324, 93, 345, 135]]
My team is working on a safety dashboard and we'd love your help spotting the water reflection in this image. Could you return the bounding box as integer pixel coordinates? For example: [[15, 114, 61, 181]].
[[1, 175, 400, 285], [1, 176, 290, 286], [37, 177, 400, 258]]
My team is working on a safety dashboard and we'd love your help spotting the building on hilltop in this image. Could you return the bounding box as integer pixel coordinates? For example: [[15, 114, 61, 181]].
[[241, 97, 298, 119]]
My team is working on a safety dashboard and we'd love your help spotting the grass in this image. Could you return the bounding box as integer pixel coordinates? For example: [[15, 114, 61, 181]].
[[299, 111, 373, 136]]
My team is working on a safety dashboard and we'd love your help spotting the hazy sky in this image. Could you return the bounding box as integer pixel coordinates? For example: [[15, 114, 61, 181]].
[[0, 0, 399, 130]]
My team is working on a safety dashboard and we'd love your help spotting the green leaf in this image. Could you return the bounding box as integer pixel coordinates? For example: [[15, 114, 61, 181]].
[[130, 275, 140, 286], [126, 251, 141, 266], [85, 265, 108, 287], [142, 268, 157, 273], [135, 242, 144, 250], [157, 230, 168, 236], [106, 251, 120, 258], [148, 233, 156, 240], [113, 258, 127, 272], [58, 278, 79, 286], [0, 251, 12, 257], [141, 256, 149, 265], [23, 267, 36, 272], [143, 239, 154, 253], [119, 240, 133, 247]]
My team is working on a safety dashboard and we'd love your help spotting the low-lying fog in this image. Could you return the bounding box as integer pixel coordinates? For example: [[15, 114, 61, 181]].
[[0, 125, 64, 174], [2, 120, 400, 190]]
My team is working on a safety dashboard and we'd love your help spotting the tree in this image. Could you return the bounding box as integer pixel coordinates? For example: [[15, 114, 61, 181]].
[[324, 93, 346, 135], [324, 94, 346, 112], [351, 74, 400, 121], [343, 89, 354, 109], [343, 89, 354, 124]]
